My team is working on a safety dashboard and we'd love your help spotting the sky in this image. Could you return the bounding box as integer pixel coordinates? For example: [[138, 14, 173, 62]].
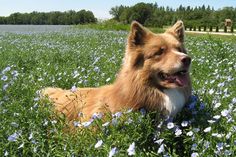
[[0, 0, 236, 19]]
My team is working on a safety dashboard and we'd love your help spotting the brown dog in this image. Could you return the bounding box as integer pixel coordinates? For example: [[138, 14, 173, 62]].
[[42, 21, 192, 122]]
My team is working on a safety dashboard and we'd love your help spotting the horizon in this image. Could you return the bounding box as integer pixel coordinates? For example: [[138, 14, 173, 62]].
[[1, 0, 236, 19]]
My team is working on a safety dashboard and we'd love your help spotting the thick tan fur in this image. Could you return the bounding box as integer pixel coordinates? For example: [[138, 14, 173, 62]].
[[42, 21, 192, 122]]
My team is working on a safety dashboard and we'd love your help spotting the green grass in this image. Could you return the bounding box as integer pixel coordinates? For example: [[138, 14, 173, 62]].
[[76, 20, 164, 33], [0, 26, 235, 156]]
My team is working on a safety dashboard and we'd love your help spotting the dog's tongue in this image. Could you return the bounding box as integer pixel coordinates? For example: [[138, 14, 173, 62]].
[[168, 74, 188, 87], [174, 74, 188, 86]]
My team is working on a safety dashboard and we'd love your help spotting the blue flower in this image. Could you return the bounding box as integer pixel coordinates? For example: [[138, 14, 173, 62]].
[[191, 152, 199, 157], [199, 103, 205, 110], [157, 144, 165, 154], [140, 108, 146, 115], [92, 113, 103, 119], [1, 75, 8, 81], [190, 95, 198, 102], [187, 101, 197, 110], [8, 132, 20, 142], [108, 147, 117, 157]]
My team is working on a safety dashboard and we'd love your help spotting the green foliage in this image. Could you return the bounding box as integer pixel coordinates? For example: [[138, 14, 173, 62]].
[[0, 10, 97, 25], [0, 25, 236, 156], [110, 3, 236, 28], [75, 20, 130, 31]]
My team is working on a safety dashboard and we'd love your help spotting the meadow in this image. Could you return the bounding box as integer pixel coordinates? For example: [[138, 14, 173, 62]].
[[0, 25, 235, 156]]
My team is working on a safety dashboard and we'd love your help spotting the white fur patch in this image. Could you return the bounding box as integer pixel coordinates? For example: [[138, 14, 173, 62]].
[[163, 88, 185, 116]]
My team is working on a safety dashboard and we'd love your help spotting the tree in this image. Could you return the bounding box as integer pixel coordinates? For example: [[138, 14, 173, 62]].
[[0, 10, 97, 25], [109, 5, 127, 21]]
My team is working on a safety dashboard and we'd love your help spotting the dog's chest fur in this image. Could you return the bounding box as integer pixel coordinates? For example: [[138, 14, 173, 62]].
[[163, 88, 185, 116]]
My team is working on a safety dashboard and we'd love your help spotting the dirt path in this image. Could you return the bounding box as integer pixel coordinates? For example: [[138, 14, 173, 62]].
[[185, 31, 236, 36]]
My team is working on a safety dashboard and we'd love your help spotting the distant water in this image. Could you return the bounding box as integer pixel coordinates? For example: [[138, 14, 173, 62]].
[[0, 25, 70, 34]]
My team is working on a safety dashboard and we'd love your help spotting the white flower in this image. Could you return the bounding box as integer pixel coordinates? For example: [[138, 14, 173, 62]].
[[212, 133, 218, 137], [207, 120, 216, 124], [216, 134, 224, 138], [232, 98, 236, 104], [108, 147, 117, 157], [212, 133, 224, 138], [18, 143, 24, 149], [29, 132, 33, 140], [204, 127, 211, 133], [82, 121, 93, 127], [106, 77, 111, 82], [12, 70, 19, 77], [175, 128, 182, 136], [51, 120, 57, 124], [181, 121, 188, 127], [157, 144, 165, 154], [4, 151, 8, 156], [125, 108, 133, 113], [102, 122, 110, 127], [73, 121, 82, 127], [209, 89, 214, 95], [95, 140, 103, 148], [214, 103, 221, 109], [213, 115, 221, 120], [221, 109, 229, 117], [191, 152, 199, 157], [70, 85, 77, 92], [154, 139, 164, 145], [167, 122, 174, 129], [186, 131, 193, 136], [127, 142, 135, 156], [226, 132, 232, 139]]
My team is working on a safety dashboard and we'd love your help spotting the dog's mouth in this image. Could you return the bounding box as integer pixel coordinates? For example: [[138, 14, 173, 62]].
[[159, 69, 189, 87]]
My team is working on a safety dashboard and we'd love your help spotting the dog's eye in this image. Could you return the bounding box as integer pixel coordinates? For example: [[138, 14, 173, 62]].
[[154, 47, 165, 56]]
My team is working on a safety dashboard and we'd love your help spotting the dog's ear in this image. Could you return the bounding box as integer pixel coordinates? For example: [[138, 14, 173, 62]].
[[166, 20, 185, 42], [128, 21, 148, 47]]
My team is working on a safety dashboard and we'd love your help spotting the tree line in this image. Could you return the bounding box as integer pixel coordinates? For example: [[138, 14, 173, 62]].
[[109, 2, 236, 28], [0, 10, 97, 25]]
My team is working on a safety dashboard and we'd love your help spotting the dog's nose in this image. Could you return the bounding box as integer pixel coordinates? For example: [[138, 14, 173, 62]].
[[181, 56, 191, 67]]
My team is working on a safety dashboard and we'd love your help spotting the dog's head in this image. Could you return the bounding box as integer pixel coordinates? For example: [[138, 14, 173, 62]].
[[125, 21, 191, 89]]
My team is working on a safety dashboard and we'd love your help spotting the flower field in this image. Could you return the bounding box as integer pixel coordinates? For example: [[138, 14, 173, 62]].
[[0, 25, 235, 156]]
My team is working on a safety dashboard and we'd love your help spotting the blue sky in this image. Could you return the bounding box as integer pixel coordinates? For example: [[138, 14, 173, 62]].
[[0, 0, 236, 19]]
